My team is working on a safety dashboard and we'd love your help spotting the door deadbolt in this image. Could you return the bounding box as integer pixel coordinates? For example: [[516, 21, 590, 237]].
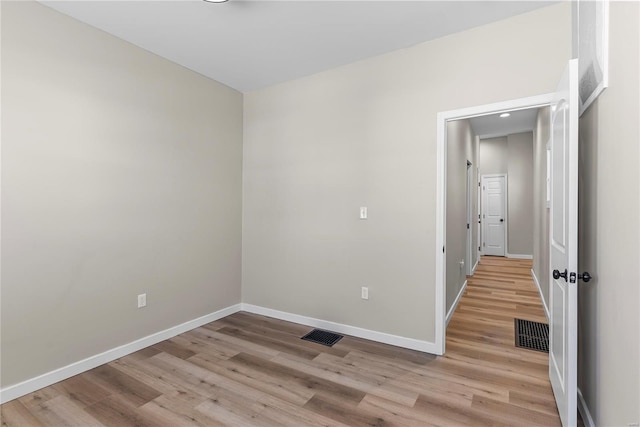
[[554, 269, 591, 283]]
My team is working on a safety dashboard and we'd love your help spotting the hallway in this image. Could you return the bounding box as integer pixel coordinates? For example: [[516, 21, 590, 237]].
[[445, 256, 561, 425]]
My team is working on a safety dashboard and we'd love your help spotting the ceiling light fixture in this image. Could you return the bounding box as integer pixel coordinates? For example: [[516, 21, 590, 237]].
[[500, 113, 511, 118], [203, 0, 228, 3]]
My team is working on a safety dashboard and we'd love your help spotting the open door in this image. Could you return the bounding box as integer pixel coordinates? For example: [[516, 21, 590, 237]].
[[549, 59, 579, 426]]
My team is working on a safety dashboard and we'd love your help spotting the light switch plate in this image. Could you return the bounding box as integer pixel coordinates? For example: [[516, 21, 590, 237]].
[[137, 293, 147, 308], [360, 207, 368, 219]]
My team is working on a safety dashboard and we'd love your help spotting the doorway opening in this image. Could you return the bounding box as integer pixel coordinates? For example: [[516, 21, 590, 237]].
[[434, 93, 554, 355], [480, 174, 508, 257]]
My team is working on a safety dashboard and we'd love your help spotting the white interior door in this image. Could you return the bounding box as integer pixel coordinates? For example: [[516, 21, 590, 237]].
[[482, 175, 506, 256], [549, 59, 579, 427]]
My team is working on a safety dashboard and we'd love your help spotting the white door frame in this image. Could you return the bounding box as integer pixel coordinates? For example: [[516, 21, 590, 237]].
[[435, 93, 553, 355], [481, 173, 508, 257], [475, 146, 481, 264], [466, 161, 473, 275]]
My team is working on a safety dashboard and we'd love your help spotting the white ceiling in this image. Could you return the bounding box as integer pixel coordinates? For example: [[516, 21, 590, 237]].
[[469, 107, 540, 139], [41, 1, 556, 92]]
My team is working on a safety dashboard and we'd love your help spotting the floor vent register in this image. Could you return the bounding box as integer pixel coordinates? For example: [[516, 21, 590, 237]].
[[514, 318, 549, 353], [301, 329, 344, 347]]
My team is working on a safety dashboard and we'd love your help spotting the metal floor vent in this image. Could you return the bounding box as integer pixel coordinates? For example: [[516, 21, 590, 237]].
[[301, 329, 344, 347], [514, 319, 549, 353]]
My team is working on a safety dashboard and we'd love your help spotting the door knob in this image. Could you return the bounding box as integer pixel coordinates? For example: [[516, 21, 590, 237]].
[[500, 219, 504, 222], [553, 269, 567, 281], [578, 272, 592, 282]]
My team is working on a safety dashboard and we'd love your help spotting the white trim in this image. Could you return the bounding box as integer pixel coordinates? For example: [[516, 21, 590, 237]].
[[446, 280, 467, 326], [466, 161, 474, 276], [506, 253, 533, 260], [437, 94, 555, 123], [436, 93, 554, 357], [475, 141, 481, 269], [531, 268, 550, 321], [471, 259, 479, 275], [241, 304, 440, 354], [0, 304, 242, 404], [481, 174, 508, 257], [576, 0, 609, 117], [577, 388, 595, 427], [435, 111, 447, 355], [0, 302, 441, 404]]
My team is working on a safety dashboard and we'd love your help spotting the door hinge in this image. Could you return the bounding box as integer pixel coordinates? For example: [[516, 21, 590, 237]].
[[466, 223, 469, 229], [570, 272, 577, 284], [443, 246, 445, 253], [478, 246, 481, 251], [483, 242, 485, 247]]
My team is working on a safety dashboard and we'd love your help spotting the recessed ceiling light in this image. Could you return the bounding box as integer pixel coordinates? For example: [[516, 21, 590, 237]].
[[500, 113, 511, 118], [203, 0, 228, 3]]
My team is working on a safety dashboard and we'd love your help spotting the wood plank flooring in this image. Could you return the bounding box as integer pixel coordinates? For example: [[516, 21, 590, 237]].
[[1, 256, 561, 426]]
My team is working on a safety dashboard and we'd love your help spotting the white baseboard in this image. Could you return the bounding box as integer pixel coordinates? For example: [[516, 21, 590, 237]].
[[2, 302, 440, 404], [240, 303, 439, 354], [446, 280, 468, 326], [530, 268, 550, 321], [577, 387, 595, 427], [506, 253, 533, 259], [0, 304, 242, 404], [471, 259, 479, 274]]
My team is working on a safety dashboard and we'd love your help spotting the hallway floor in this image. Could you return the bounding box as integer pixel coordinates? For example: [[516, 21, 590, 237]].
[[445, 256, 561, 425], [444, 256, 560, 425]]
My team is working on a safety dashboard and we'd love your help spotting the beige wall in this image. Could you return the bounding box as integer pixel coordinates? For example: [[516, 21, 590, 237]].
[[577, 2, 640, 424], [506, 132, 534, 255], [479, 133, 534, 257], [1, 2, 243, 387], [479, 137, 508, 175], [243, 3, 570, 342], [532, 107, 551, 313], [445, 120, 476, 313]]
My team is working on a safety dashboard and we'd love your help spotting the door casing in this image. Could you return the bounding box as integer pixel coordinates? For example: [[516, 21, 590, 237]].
[[465, 161, 474, 275], [481, 174, 508, 257], [435, 93, 553, 355]]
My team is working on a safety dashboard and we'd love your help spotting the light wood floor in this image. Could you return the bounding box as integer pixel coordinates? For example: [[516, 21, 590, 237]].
[[1, 256, 561, 426]]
